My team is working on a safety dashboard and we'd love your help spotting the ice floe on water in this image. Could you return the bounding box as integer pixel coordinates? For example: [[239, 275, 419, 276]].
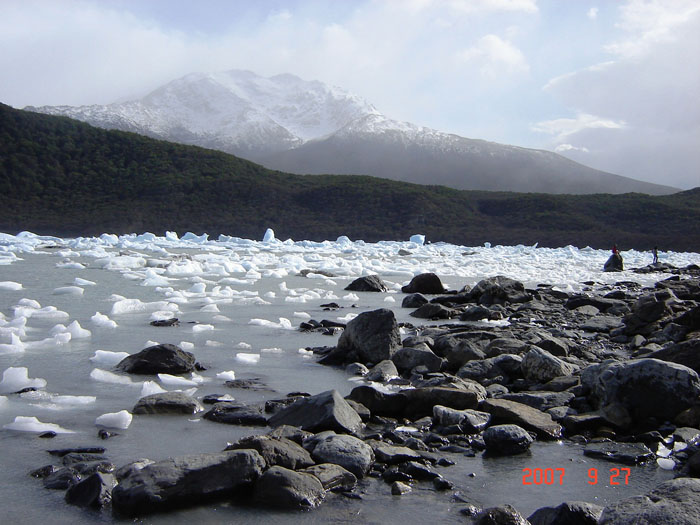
[[95, 410, 132, 429], [90, 350, 130, 367], [3, 415, 74, 433], [0, 281, 23, 291], [0, 367, 47, 393]]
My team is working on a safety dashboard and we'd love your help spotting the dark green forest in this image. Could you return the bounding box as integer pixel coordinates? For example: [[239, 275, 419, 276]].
[[1, 103, 698, 251]]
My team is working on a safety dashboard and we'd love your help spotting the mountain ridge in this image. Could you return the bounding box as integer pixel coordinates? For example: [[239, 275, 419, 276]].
[[24, 70, 677, 196]]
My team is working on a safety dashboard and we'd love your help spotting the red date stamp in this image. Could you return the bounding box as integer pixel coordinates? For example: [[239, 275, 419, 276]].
[[522, 467, 631, 486]]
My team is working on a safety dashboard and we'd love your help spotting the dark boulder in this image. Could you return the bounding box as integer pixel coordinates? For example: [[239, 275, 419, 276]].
[[365, 360, 399, 382], [111, 450, 265, 517], [483, 424, 534, 456], [604, 253, 624, 272], [650, 339, 700, 374], [115, 344, 197, 375], [599, 477, 700, 524], [402, 293, 429, 308], [474, 504, 531, 524], [345, 275, 388, 292], [392, 346, 444, 373], [202, 403, 268, 426], [225, 435, 314, 470], [583, 442, 655, 465], [331, 308, 401, 365], [268, 390, 362, 435], [300, 463, 357, 492], [132, 392, 203, 415], [252, 466, 325, 510], [481, 398, 562, 439], [528, 501, 603, 525], [410, 303, 456, 320], [308, 433, 374, 478], [468, 276, 531, 305], [65, 472, 116, 508], [401, 273, 446, 294]]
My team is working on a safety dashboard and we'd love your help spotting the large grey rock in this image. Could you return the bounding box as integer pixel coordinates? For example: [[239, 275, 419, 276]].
[[599, 477, 700, 524], [115, 344, 197, 375], [401, 272, 446, 294], [300, 463, 357, 492], [372, 443, 422, 464], [202, 403, 267, 426], [111, 450, 265, 517], [486, 338, 529, 357], [252, 466, 325, 510], [583, 441, 654, 465], [468, 276, 531, 305], [365, 360, 399, 382], [309, 434, 374, 478], [446, 340, 486, 370], [481, 398, 562, 439], [132, 392, 203, 415], [475, 504, 531, 524], [483, 424, 534, 455], [345, 275, 388, 292], [334, 308, 401, 364], [604, 253, 624, 272], [409, 303, 456, 320], [402, 293, 429, 308], [521, 347, 577, 383], [225, 435, 314, 470], [581, 358, 700, 423], [650, 339, 700, 374], [528, 501, 603, 525], [65, 472, 116, 508], [392, 346, 444, 373], [268, 390, 362, 435]]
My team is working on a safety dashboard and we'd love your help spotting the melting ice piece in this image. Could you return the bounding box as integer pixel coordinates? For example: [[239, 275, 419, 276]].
[[21, 390, 96, 407], [90, 368, 137, 385], [657, 457, 676, 470], [90, 350, 130, 367], [294, 312, 311, 319], [200, 304, 220, 313], [384, 296, 396, 303], [0, 367, 47, 393], [158, 374, 198, 387], [74, 277, 96, 286], [179, 341, 195, 350], [337, 313, 358, 322], [261, 347, 283, 353], [216, 370, 236, 381], [0, 281, 23, 291], [67, 320, 91, 339], [409, 234, 425, 245], [342, 293, 360, 301], [236, 353, 260, 364], [91, 312, 118, 329], [192, 324, 214, 333], [53, 286, 84, 296], [140, 380, 167, 397], [236, 342, 252, 349], [95, 410, 132, 430], [248, 318, 293, 330], [3, 416, 74, 433], [263, 228, 276, 243], [0, 333, 25, 354]]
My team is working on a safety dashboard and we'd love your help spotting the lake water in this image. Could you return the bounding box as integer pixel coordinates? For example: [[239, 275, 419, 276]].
[[1, 232, 694, 523]]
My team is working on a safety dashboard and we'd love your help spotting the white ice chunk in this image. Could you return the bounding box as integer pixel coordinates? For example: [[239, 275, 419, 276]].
[[0, 333, 25, 354], [21, 390, 96, 407], [91, 312, 118, 329], [90, 368, 137, 385], [189, 282, 206, 294], [17, 298, 41, 308], [298, 348, 313, 355], [74, 277, 96, 286], [0, 281, 23, 291], [30, 306, 69, 320], [248, 317, 293, 330], [236, 342, 252, 349], [261, 347, 283, 353], [96, 410, 132, 429], [343, 293, 359, 301], [158, 373, 198, 387], [3, 416, 74, 433], [384, 296, 396, 303], [140, 380, 167, 396], [90, 350, 129, 367], [410, 234, 425, 245], [53, 286, 84, 296], [200, 304, 220, 313], [0, 367, 46, 393], [293, 311, 311, 319], [56, 261, 85, 270], [263, 228, 276, 243], [216, 370, 236, 381], [179, 341, 195, 350], [236, 353, 260, 364], [192, 324, 214, 333], [66, 320, 91, 339], [337, 313, 358, 322]]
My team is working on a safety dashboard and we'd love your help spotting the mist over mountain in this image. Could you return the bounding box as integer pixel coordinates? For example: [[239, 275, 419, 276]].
[[26, 70, 677, 195]]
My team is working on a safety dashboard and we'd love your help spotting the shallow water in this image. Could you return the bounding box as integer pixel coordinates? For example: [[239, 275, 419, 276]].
[[0, 233, 695, 523]]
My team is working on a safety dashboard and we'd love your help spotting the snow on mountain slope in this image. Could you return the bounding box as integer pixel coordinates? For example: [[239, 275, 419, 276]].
[[25, 70, 678, 195]]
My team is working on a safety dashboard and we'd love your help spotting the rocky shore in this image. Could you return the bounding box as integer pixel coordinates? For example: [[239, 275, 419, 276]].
[[26, 263, 700, 523]]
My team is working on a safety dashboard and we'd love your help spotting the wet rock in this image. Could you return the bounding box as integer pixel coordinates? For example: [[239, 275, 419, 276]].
[[403, 461, 440, 480], [433, 405, 491, 432], [300, 463, 357, 492], [149, 317, 179, 327], [65, 472, 116, 508], [253, 466, 325, 510], [581, 316, 621, 333], [331, 308, 401, 365], [481, 398, 562, 439], [345, 275, 388, 292], [202, 403, 268, 426], [475, 504, 531, 524], [521, 347, 577, 383], [48, 447, 106, 457], [483, 424, 534, 456], [650, 339, 700, 375], [225, 435, 314, 470], [365, 360, 399, 382], [566, 295, 625, 313], [391, 481, 412, 495], [115, 344, 197, 375], [460, 305, 494, 322], [373, 443, 422, 464], [346, 362, 369, 376], [403, 387, 485, 419], [392, 346, 444, 373], [599, 477, 700, 524], [583, 441, 654, 464], [486, 338, 529, 358], [581, 358, 700, 423], [112, 450, 265, 517], [410, 303, 457, 320], [604, 253, 624, 272], [308, 433, 375, 478], [402, 293, 429, 308], [401, 273, 446, 294], [43, 467, 81, 490], [268, 389, 362, 435], [468, 276, 531, 305], [133, 392, 203, 415], [446, 340, 486, 370], [30, 465, 59, 479], [533, 333, 570, 357], [528, 501, 603, 525], [266, 424, 314, 445]]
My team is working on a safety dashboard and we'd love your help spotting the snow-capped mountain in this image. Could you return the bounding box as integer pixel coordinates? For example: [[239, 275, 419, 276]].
[[26, 70, 676, 195]]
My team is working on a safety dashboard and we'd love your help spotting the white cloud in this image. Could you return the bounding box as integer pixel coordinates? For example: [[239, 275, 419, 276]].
[[587, 7, 598, 20], [554, 144, 590, 153], [533, 113, 626, 141], [458, 34, 530, 76]]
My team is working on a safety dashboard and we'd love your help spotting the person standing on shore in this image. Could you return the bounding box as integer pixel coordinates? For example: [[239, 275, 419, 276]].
[[653, 246, 659, 264]]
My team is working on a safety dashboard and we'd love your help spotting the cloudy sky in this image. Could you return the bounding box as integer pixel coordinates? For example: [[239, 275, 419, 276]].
[[1, 0, 698, 189]]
